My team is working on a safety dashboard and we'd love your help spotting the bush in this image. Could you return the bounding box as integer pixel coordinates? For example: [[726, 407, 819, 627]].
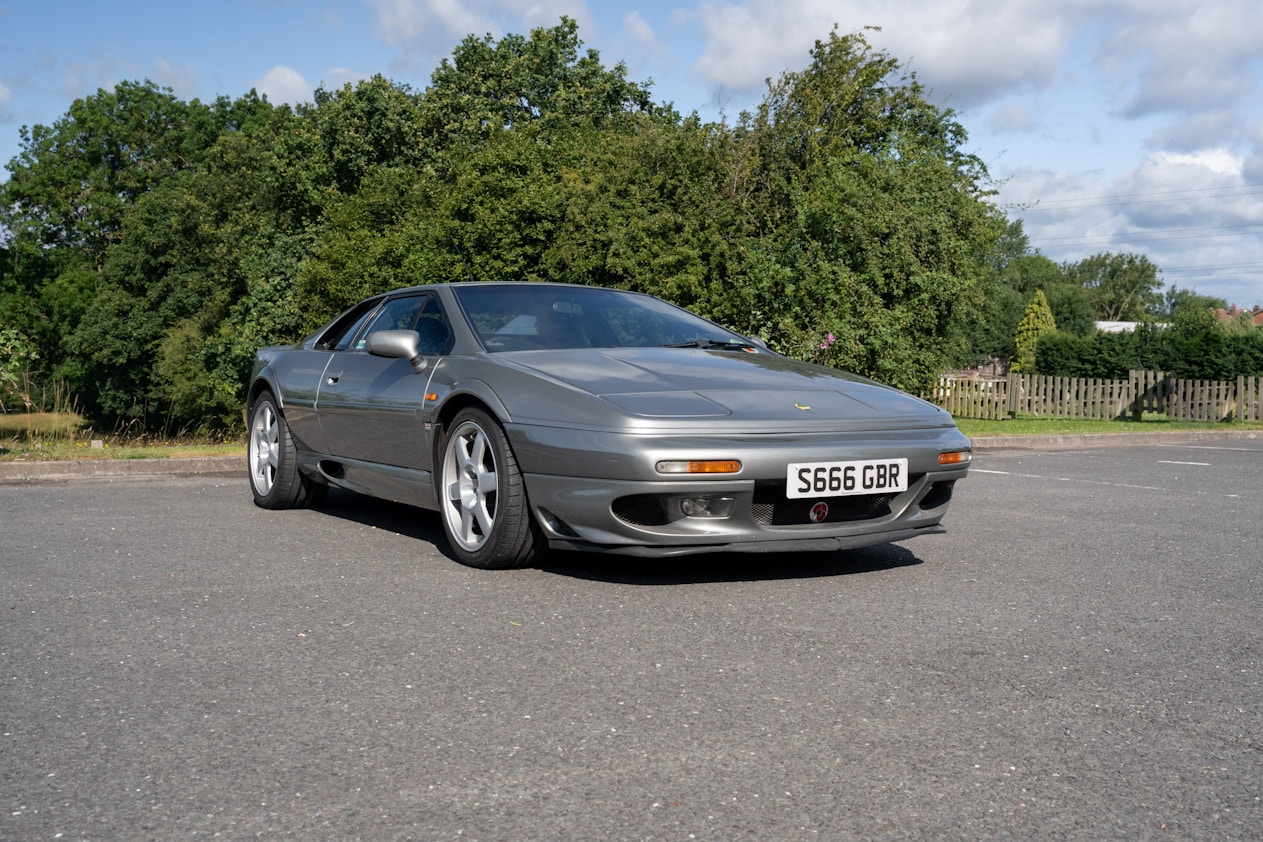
[[0, 329, 39, 410], [1035, 321, 1263, 380]]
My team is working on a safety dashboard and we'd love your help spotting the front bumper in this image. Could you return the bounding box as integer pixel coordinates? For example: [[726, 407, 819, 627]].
[[509, 421, 970, 557], [522, 464, 967, 557]]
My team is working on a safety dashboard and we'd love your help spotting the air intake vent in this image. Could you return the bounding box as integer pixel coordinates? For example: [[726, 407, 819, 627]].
[[751, 481, 896, 526], [918, 480, 955, 510], [612, 495, 671, 526]]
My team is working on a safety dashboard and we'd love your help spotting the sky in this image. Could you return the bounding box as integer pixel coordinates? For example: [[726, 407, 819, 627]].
[[1, 0, 1262, 308]]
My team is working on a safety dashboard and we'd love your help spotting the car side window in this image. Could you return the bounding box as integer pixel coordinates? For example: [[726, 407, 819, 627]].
[[414, 296, 452, 355], [320, 302, 379, 351], [353, 296, 428, 350], [332, 293, 452, 355]]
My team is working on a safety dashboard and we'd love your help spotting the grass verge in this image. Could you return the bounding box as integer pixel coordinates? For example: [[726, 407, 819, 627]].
[[1, 433, 244, 462], [956, 414, 1263, 437], [2, 409, 245, 461], [0, 441, 246, 462], [0, 411, 85, 439]]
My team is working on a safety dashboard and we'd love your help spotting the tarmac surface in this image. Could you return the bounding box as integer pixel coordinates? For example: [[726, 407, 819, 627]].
[[3, 434, 1260, 839]]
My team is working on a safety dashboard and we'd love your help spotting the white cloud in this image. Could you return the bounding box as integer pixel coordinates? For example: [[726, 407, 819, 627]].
[[866, 1, 1088, 105], [692, 0, 816, 94], [321, 67, 365, 90], [1143, 109, 1247, 154], [1100, 0, 1263, 117], [691, 0, 1091, 105], [688, 1, 1263, 146], [988, 104, 1042, 135], [1144, 149, 1245, 179], [59, 58, 128, 102], [368, 0, 486, 49], [252, 65, 311, 105], [687, 0, 1263, 302], [150, 58, 199, 100], [1002, 147, 1263, 303], [624, 10, 656, 50], [364, 0, 591, 60]]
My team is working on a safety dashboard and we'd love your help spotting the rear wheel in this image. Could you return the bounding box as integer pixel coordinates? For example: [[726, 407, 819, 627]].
[[248, 391, 326, 509], [439, 407, 543, 569]]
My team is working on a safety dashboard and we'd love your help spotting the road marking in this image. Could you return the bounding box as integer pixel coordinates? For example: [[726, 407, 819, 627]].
[[1156, 460, 1211, 466], [970, 468, 1240, 498], [1155, 444, 1262, 453]]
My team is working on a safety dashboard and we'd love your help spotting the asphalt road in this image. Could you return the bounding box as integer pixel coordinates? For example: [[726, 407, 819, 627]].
[[2, 439, 1260, 840]]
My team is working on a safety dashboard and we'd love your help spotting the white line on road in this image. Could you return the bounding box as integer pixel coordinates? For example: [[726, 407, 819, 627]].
[[1155, 444, 1262, 453], [970, 468, 1240, 498]]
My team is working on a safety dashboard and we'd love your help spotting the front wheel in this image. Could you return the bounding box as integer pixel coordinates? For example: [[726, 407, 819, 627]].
[[438, 408, 543, 569], [248, 391, 326, 509]]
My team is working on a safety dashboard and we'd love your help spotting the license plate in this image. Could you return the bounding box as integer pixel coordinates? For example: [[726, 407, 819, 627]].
[[786, 459, 909, 499]]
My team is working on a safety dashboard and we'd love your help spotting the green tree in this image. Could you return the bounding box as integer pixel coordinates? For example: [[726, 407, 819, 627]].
[[722, 27, 1003, 391], [306, 75, 427, 195], [64, 97, 316, 429], [1, 81, 240, 265], [299, 128, 575, 325], [1064, 252, 1163, 322], [1011, 289, 1057, 373], [417, 17, 658, 158], [544, 117, 740, 309], [968, 220, 1095, 361], [1163, 285, 1226, 321], [300, 115, 739, 327], [1043, 283, 1096, 336], [297, 19, 669, 327], [1, 84, 278, 421], [1, 19, 1011, 430], [970, 251, 1064, 360]]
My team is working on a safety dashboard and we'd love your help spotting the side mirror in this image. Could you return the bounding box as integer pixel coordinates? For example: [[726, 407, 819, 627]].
[[365, 329, 428, 374]]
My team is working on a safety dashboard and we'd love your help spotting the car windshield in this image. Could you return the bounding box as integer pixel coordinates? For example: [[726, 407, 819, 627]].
[[451, 284, 755, 352]]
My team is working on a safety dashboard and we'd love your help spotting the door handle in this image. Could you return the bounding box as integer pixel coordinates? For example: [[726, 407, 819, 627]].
[[326, 370, 342, 385]]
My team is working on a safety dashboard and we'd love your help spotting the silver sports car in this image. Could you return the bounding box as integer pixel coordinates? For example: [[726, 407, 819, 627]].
[[246, 282, 971, 568]]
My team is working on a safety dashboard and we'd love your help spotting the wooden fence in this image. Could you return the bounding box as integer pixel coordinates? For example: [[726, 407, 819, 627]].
[[928, 371, 1263, 423]]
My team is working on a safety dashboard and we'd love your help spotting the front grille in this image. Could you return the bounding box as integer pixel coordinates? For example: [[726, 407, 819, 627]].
[[612, 494, 672, 527], [615, 474, 922, 530], [751, 481, 896, 526]]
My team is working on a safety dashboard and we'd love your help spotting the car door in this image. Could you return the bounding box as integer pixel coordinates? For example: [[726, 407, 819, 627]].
[[315, 293, 451, 469], [272, 299, 381, 455]]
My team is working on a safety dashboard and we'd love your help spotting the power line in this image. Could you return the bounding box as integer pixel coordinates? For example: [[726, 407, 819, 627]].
[[1037, 222, 1263, 247], [1014, 185, 1263, 212], [1160, 263, 1263, 279]]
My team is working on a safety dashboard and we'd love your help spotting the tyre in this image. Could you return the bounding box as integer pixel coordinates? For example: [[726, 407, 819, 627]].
[[438, 407, 543, 569], [247, 391, 326, 509]]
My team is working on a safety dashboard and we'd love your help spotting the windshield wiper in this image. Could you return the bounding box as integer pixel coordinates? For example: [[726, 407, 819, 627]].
[[661, 338, 757, 351]]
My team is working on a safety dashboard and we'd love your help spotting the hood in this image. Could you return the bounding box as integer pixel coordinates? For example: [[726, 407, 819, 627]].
[[498, 348, 950, 426]]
